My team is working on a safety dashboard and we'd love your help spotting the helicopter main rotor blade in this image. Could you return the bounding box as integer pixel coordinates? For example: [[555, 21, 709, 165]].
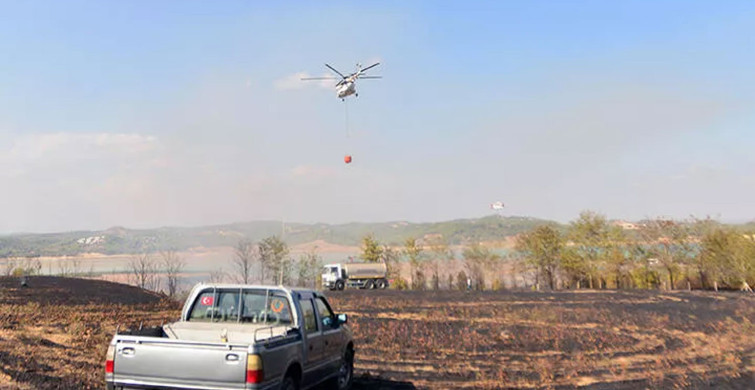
[[359, 62, 380, 73], [358, 76, 382, 79], [301, 77, 340, 80], [324, 63, 346, 79]]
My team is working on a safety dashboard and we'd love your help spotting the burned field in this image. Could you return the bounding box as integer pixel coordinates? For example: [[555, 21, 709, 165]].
[[0, 277, 753, 389], [327, 289, 755, 389], [0, 276, 179, 389]]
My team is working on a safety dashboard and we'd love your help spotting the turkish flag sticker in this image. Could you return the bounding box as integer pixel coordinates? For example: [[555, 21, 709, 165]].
[[201, 296, 214, 306]]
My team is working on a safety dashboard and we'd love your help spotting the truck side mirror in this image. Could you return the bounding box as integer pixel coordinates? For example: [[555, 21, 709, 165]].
[[337, 313, 348, 325]]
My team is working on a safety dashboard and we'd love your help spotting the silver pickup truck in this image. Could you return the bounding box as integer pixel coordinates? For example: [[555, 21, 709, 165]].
[[105, 284, 354, 390]]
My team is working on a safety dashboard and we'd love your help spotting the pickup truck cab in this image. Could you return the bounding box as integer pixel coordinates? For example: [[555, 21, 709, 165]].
[[105, 283, 354, 390]]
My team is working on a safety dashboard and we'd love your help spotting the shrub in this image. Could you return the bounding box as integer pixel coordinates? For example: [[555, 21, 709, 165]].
[[392, 277, 409, 290]]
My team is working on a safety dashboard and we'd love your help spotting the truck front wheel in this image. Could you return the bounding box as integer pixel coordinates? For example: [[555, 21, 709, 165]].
[[332, 348, 354, 390], [335, 280, 345, 291]]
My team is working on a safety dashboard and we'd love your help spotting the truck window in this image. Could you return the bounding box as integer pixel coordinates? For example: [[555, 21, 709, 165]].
[[241, 290, 293, 325], [301, 299, 318, 334], [217, 291, 240, 322], [189, 291, 216, 321], [315, 297, 336, 331], [187, 289, 240, 322]]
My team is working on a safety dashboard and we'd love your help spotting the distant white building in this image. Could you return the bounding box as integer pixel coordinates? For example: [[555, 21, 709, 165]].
[[77, 235, 105, 245], [612, 221, 639, 230]]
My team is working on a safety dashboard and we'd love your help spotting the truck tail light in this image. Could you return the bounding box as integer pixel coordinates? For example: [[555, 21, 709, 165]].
[[105, 344, 115, 374], [246, 354, 264, 383]]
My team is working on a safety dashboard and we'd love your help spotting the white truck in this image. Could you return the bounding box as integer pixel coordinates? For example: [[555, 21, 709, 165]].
[[322, 262, 388, 290], [105, 283, 354, 390]]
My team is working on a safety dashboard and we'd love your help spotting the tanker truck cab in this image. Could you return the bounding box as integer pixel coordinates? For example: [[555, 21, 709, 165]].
[[322, 262, 389, 291], [322, 264, 346, 291]]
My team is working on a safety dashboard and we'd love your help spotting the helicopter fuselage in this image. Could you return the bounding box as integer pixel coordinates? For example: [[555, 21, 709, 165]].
[[337, 80, 356, 98]]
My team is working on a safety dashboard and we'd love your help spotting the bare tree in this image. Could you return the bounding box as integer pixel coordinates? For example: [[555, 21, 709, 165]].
[[2, 256, 19, 276], [233, 239, 258, 284], [637, 218, 695, 290], [381, 245, 401, 281], [71, 257, 82, 276], [19, 256, 42, 276], [57, 257, 82, 277], [427, 236, 454, 290], [57, 257, 72, 277], [129, 252, 158, 291], [463, 243, 501, 290], [161, 250, 185, 298], [208, 267, 227, 283]]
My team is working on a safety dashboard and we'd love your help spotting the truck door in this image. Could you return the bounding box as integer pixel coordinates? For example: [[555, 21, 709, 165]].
[[299, 297, 326, 383], [314, 296, 342, 373]]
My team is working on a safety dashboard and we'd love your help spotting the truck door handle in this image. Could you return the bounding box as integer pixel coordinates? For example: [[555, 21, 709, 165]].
[[121, 347, 135, 356], [225, 353, 239, 362]]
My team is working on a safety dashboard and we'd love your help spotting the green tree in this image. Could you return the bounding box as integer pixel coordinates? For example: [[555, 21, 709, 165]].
[[403, 237, 425, 290], [259, 236, 291, 285], [604, 227, 633, 289], [700, 228, 755, 291], [515, 225, 563, 290], [566, 211, 612, 289], [630, 244, 660, 289], [296, 248, 322, 288], [693, 218, 725, 289], [361, 234, 383, 263]]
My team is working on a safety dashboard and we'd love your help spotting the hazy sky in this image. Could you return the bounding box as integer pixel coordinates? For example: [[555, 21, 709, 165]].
[[1, 1, 754, 233]]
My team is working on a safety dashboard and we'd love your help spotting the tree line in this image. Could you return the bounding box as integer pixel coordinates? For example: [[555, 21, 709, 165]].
[[356, 212, 755, 292], [3, 211, 752, 295]]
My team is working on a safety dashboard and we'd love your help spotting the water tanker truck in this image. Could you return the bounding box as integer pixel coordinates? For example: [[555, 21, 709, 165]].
[[322, 262, 388, 290]]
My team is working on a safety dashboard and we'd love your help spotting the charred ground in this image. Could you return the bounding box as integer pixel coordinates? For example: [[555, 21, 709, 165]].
[[0, 277, 753, 389]]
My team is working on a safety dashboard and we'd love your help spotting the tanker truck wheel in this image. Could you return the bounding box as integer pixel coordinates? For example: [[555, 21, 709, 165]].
[[376, 279, 388, 289], [365, 280, 375, 290], [335, 280, 345, 291]]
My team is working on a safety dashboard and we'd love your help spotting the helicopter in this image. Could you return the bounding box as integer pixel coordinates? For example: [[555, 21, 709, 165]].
[[301, 62, 381, 100]]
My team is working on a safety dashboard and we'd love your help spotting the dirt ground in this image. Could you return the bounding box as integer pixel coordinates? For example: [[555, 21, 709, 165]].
[[327, 289, 755, 389], [0, 277, 753, 389]]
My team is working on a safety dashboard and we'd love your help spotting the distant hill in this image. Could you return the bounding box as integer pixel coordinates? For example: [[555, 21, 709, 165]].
[[0, 215, 557, 257]]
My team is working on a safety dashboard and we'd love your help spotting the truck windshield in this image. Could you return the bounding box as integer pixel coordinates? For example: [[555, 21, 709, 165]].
[[188, 288, 293, 325], [324, 266, 338, 275]]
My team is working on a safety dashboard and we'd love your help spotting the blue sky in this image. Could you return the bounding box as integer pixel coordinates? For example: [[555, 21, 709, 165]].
[[0, 1, 753, 233]]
